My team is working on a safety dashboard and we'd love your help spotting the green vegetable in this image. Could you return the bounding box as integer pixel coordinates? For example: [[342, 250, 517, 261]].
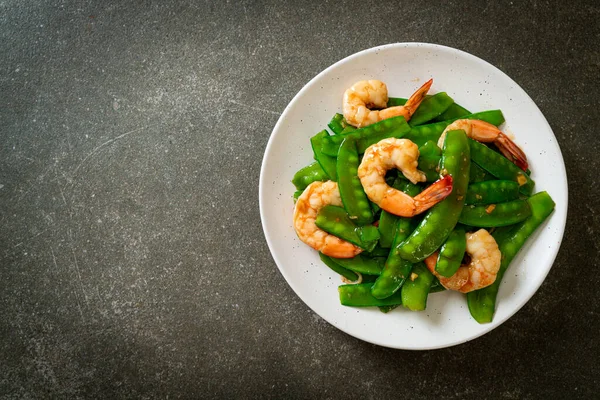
[[409, 92, 454, 126], [292, 161, 328, 191], [469, 162, 494, 183], [429, 278, 447, 293], [293, 190, 303, 201], [397, 129, 470, 263], [433, 102, 471, 122], [332, 255, 385, 275], [328, 113, 351, 134], [339, 283, 403, 307], [387, 97, 407, 107], [320, 116, 411, 156], [310, 130, 337, 180], [417, 141, 442, 182], [315, 205, 379, 251], [465, 180, 520, 205], [435, 227, 466, 277], [319, 253, 359, 281], [469, 139, 534, 195], [377, 178, 421, 248], [459, 199, 532, 227], [401, 263, 435, 311], [336, 138, 373, 225], [467, 191, 555, 323]]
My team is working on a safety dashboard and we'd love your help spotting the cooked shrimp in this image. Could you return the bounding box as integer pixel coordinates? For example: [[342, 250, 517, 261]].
[[424, 229, 501, 293], [343, 79, 433, 128], [293, 181, 363, 259], [358, 138, 453, 217], [438, 119, 528, 170]]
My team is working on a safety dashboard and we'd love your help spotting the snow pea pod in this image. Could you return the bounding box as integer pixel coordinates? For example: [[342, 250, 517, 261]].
[[319, 253, 359, 281], [465, 180, 520, 205], [332, 255, 385, 275], [292, 161, 328, 191], [397, 129, 470, 263], [409, 92, 454, 126], [328, 113, 348, 134], [387, 97, 407, 107], [315, 205, 379, 251], [377, 179, 421, 248], [339, 283, 403, 307], [320, 116, 411, 156], [435, 227, 466, 277], [469, 139, 534, 195], [467, 191, 555, 323], [433, 102, 471, 122], [458, 199, 532, 227], [401, 262, 435, 311], [337, 138, 373, 225], [469, 162, 494, 183], [429, 278, 446, 293], [418, 141, 442, 182], [310, 130, 337, 180]]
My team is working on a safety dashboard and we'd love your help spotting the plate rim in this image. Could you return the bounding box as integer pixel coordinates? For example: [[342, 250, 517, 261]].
[[259, 42, 568, 350]]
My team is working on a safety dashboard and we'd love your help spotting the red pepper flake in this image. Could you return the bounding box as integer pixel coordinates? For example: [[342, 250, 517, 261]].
[[485, 204, 496, 214]]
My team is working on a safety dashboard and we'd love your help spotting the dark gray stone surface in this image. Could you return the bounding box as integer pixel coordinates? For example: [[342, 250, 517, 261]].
[[1, 0, 599, 398]]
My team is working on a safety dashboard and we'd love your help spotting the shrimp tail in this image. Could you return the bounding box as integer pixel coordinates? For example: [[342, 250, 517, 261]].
[[495, 132, 529, 171], [413, 174, 453, 214], [403, 78, 433, 118]]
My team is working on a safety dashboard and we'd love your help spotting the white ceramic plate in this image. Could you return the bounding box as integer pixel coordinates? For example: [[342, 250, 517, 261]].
[[259, 43, 567, 350]]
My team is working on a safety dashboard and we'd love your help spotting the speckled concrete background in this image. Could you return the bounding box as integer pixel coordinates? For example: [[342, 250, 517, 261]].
[[1, 1, 599, 398]]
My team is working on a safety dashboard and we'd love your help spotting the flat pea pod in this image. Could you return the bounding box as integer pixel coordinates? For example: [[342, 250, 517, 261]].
[[293, 190, 303, 201], [458, 199, 532, 227], [292, 161, 328, 191], [467, 191, 555, 323], [328, 113, 349, 135], [397, 129, 470, 263], [320, 116, 411, 157], [465, 180, 520, 205], [319, 253, 359, 282], [339, 283, 403, 307], [429, 278, 447, 293], [310, 130, 337, 180], [332, 255, 385, 275], [315, 205, 379, 251], [433, 102, 471, 122], [377, 178, 422, 248], [337, 138, 373, 225], [469, 162, 494, 183], [435, 227, 466, 277], [364, 245, 391, 258], [387, 97, 407, 107], [418, 141, 442, 182], [469, 139, 534, 195], [401, 262, 435, 311], [409, 92, 454, 126], [402, 110, 506, 147]]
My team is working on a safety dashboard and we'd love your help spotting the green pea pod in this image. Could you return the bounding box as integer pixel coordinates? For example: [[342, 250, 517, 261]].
[[418, 141, 442, 182], [465, 180, 520, 205], [292, 161, 328, 191], [433, 102, 471, 122], [435, 227, 466, 277], [310, 130, 337, 180], [337, 138, 373, 225], [409, 92, 454, 126], [328, 113, 347, 134], [378, 305, 399, 313], [332, 255, 385, 275], [467, 191, 555, 323], [387, 97, 407, 107], [459, 199, 532, 227], [377, 178, 422, 248], [319, 253, 359, 282], [469, 139, 534, 195], [365, 245, 391, 258], [315, 205, 379, 251], [397, 129, 470, 263], [401, 262, 435, 311], [469, 162, 494, 183], [339, 283, 403, 307], [429, 278, 447, 293], [320, 116, 411, 156], [402, 110, 506, 147]]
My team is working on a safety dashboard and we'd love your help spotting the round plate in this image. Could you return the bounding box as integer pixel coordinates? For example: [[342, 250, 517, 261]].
[[259, 43, 567, 350]]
